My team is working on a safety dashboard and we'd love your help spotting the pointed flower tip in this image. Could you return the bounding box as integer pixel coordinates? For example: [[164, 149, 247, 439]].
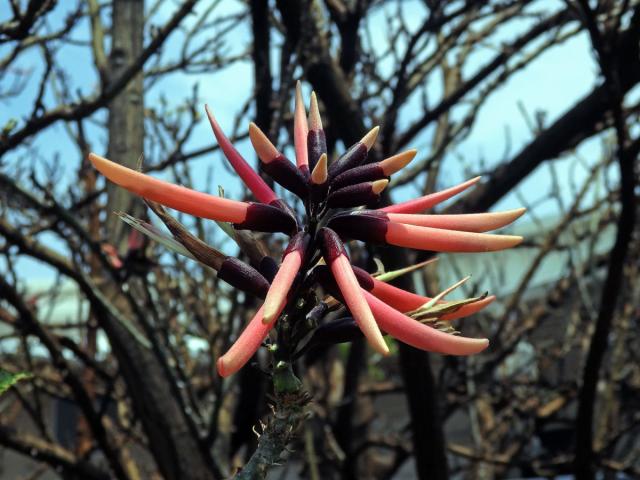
[[381, 149, 417, 175], [372, 179, 388, 194], [204, 105, 278, 204], [311, 153, 328, 184], [380, 175, 484, 214], [511, 235, 524, 247], [294, 81, 307, 118], [204, 104, 218, 127], [513, 207, 527, 218], [361, 126, 380, 150], [248, 122, 279, 164], [309, 91, 323, 131]]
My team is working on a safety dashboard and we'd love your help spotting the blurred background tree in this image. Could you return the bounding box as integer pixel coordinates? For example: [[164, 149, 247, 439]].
[[0, 0, 638, 478]]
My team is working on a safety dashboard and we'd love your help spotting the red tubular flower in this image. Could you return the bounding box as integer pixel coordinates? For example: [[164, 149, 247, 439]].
[[381, 176, 481, 214], [205, 105, 279, 205], [216, 306, 273, 378], [320, 228, 389, 356], [328, 211, 522, 252], [326, 179, 388, 208], [90, 84, 525, 377], [384, 208, 526, 232], [362, 290, 489, 356], [88, 153, 296, 234]]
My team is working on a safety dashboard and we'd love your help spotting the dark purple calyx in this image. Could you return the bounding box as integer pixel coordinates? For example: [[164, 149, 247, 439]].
[[299, 164, 310, 181], [327, 142, 368, 180], [313, 264, 342, 300], [327, 212, 388, 244], [261, 154, 309, 199], [319, 227, 347, 263], [284, 231, 311, 259], [326, 182, 382, 209], [331, 163, 385, 191], [350, 265, 375, 291], [236, 202, 298, 234], [307, 130, 327, 171], [306, 317, 361, 347], [268, 198, 299, 226], [218, 256, 270, 298], [258, 255, 278, 282], [309, 179, 329, 205]]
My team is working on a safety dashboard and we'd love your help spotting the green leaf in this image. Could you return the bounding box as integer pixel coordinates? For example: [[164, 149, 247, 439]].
[[116, 212, 195, 259], [374, 257, 438, 282], [0, 370, 32, 396], [407, 294, 487, 322]]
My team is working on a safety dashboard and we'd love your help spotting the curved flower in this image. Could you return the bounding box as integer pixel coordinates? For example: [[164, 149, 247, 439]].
[[89, 85, 525, 377]]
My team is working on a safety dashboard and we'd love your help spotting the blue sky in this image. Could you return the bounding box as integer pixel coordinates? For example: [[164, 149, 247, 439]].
[[0, 0, 609, 282]]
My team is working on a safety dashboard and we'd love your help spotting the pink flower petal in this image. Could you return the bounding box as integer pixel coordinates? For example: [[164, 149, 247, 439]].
[[385, 222, 523, 252], [380, 176, 481, 214], [205, 105, 278, 204], [89, 153, 249, 223], [353, 267, 495, 319], [217, 306, 273, 377], [294, 81, 309, 171], [363, 289, 489, 355], [321, 228, 388, 355], [331, 255, 389, 356], [262, 233, 309, 324]]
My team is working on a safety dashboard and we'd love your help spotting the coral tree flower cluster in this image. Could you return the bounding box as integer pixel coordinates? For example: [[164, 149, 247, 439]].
[[89, 82, 524, 379]]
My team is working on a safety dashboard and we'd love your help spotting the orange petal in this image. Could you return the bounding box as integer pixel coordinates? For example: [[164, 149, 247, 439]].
[[205, 105, 277, 204], [386, 222, 523, 252], [89, 153, 248, 223], [330, 254, 389, 355], [263, 233, 309, 324], [381, 176, 481, 214], [249, 122, 280, 163], [440, 296, 496, 321], [311, 153, 328, 185], [380, 149, 417, 176], [354, 266, 494, 318], [363, 289, 489, 355], [216, 306, 273, 377]]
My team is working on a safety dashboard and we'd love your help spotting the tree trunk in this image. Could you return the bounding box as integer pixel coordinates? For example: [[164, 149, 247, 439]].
[[106, 0, 145, 251], [101, 2, 218, 478]]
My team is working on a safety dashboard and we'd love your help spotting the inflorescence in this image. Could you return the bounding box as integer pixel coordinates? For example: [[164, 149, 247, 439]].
[[89, 82, 525, 378]]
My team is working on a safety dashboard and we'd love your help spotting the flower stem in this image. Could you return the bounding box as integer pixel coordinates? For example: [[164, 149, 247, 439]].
[[235, 366, 309, 479]]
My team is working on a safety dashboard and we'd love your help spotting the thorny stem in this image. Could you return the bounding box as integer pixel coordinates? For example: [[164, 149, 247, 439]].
[[235, 364, 310, 480]]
